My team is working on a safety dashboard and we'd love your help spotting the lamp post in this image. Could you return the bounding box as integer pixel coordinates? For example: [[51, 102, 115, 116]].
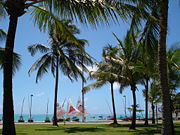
[[123, 95, 126, 117], [28, 94, 33, 122], [82, 69, 85, 122], [18, 98, 25, 122]]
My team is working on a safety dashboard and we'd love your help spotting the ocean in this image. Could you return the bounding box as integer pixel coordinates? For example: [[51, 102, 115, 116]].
[[0, 114, 144, 122]]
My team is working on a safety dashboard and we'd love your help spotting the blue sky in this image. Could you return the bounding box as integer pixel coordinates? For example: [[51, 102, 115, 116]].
[[0, 1, 180, 115]]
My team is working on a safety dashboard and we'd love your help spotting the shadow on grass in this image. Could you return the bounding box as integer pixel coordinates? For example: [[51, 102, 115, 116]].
[[0, 130, 27, 135], [35, 128, 63, 132], [106, 123, 162, 128], [64, 127, 105, 133], [35, 126, 105, 133], [132, 128, 161, 135], [104, 124, 162, 135]]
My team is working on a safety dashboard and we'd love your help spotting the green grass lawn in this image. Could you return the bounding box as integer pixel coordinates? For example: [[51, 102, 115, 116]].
[[0, 122, 180, 135]]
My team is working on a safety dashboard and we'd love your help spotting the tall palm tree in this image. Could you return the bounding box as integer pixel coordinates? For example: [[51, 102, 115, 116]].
[[112, 31, 142, 129], [158, 1, 173, 134], [129, 0, 160, 126], [132, 40, 158, 125], [85, 45, 120, 124], [0, 0, 139, 133], [28, 20, 92, 126]]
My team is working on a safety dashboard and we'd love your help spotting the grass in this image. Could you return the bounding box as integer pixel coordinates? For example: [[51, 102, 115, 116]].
[[0, 122, 180, 135]]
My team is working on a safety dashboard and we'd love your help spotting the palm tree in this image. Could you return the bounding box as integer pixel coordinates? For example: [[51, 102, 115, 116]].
[[158, 1, 173, 134], [0, 0, 140, 133], [28, 20, 92, 126], [112, 31, 142, 129], [143, 80, 161, 124], [84, 45, 120, 124], [129, 0, 160, 126], [132, 39, 158, 125]]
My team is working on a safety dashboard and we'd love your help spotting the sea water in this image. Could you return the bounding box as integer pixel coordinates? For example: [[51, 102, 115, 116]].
[[0, 114, 144, 122]]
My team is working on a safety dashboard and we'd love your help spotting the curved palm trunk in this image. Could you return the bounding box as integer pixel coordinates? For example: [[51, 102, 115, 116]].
[[158, 0, 174, 134], [3, 15, 18, 135], [53, 55, 59, 126], [151, 102, 155, 124], [110, 82, 118, 124], [144, 78, 149, 125], [130, 85, 136, 129]]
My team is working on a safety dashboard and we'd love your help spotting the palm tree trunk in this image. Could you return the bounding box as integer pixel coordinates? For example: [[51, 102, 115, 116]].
[[3, 15, 18, 135], [110, 82, 118, 124], [158, 0, 174, 134], [53, 55, 59, 126], [130, 85, 136, 129], [144, 78, 149, 125], [156, 103, 158, 124], [152, 102, 155, 124]]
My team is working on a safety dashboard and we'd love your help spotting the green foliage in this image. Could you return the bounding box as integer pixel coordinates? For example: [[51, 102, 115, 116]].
[[28, 20, 92, 83], [112, 31, 142, 93], [166, 45, 180, 91], [0, 46, 21, 75]]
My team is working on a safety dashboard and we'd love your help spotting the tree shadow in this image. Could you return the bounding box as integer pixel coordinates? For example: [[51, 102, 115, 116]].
[[64, 127, 105, 133], [132, 128, 161, 135], [35, 128, 63, 132]]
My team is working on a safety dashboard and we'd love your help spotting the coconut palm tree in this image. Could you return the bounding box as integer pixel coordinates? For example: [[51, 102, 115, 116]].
[[84, 63, 119, 124], [111, 31, 142, 129], [158, 1, 173, 133], [132, 39, 158, 125], [28, 20, 92, 126], [84, 45, 120, 124], [129, 0, 160, 126]]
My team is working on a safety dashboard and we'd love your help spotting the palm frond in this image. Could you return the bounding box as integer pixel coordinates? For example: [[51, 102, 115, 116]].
[[0, 1, 6, 20], [0, 29, 6, 41], [30, 6, 83, 49], [0, 46, 21, 75], [28, 53, 51, 76], [28, 44, 51, 56], [84, 80, 106, 93], [35, 55, 52, 83]]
